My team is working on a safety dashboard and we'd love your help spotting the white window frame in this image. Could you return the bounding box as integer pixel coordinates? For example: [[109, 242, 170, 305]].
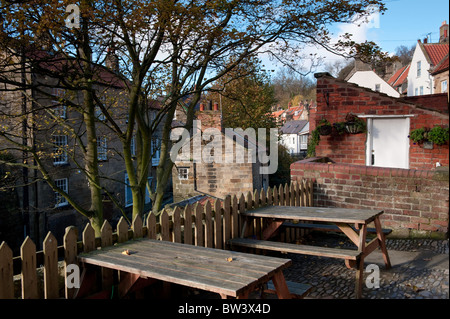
[[178, 167, 189, 180], [441, 80, 448, 93], [97, 137, 108, 161], [53, 135, 68, 165], [54, 178, 68, 207]]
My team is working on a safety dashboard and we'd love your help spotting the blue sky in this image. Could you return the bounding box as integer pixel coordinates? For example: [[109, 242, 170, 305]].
[[263, 0, 449, 75], [365, 0, 450, 54]]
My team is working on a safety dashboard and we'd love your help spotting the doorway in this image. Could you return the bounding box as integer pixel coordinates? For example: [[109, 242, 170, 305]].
[[365, 117, 410, 169]]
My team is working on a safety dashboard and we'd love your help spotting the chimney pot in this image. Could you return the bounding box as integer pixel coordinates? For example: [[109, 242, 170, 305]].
[[423, 38, 428, 43]]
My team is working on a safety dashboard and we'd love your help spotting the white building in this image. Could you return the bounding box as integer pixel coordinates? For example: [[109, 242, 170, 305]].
[[407, 40, 449, 96], [347, 70, 400, 98], [279, 120, 309, 157]]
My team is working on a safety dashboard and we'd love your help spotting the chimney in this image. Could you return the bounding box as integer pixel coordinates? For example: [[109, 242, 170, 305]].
[[105, 47, 119, 73], [423, 37, 428, 44], [196, 101, 222, 132], [440, 20, 449, 43]]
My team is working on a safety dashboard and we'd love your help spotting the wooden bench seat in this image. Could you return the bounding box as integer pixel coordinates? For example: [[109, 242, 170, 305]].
[[264, 280, 311, 299], [282, 222, 393, 236], [229, 238, 362, 260]]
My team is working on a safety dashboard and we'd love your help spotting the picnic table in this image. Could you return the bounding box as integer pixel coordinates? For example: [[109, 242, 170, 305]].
[[76, 238, 293, 299], [229, 206, 392, 299]]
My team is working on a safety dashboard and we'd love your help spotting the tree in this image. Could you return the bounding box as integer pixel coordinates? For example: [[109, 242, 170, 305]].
[[1, 0, 389, 233], [207, 56, 277, 131]]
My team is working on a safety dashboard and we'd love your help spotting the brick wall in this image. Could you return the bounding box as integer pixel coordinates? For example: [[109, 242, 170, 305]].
[[291, 159, 449, 239], [313, 73, 449, 170]]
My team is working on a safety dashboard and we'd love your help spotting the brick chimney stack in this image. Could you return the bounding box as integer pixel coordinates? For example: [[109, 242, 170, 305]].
[[196, 101, 222, 132], [440, 20, 449, 43]]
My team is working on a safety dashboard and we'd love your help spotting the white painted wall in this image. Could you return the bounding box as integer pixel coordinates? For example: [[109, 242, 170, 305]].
[[347, 71, 400, 98], [407, 43, 434, 96]]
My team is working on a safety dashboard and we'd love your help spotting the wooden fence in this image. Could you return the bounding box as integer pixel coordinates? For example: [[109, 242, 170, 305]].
[[0, 179, 313, 299]]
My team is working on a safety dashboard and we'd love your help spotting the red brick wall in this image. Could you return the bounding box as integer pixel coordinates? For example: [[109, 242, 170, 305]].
[[291, 159, 449, 238], [313, 73, 449, 170]]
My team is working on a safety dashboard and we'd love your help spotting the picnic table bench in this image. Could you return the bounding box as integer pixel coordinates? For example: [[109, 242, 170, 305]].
[[229, 206, 392, 299], [76, 238, 293, 299]]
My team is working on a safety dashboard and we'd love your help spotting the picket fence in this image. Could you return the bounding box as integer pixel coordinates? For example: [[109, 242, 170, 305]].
[[0, 179, 313, 299]]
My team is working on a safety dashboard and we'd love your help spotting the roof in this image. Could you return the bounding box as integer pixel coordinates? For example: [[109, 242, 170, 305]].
[[280, 120, 308, 134], [388, 64, 410, 87], [421, 43, 449, 66], [431, 53, 449, 75]]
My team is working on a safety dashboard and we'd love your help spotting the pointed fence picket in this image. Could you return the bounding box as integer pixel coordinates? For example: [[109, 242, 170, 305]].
[[0, 179, 313, 299]]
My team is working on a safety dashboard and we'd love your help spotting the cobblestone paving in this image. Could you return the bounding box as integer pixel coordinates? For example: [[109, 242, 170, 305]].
[[283, 234, 449, 299]]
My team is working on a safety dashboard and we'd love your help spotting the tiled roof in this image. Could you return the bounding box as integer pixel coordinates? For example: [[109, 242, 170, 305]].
[[431, 54, 449, 74], [388, 64, 409, 87], [422, 43, 449, 66], [280, 120, 308, 134]]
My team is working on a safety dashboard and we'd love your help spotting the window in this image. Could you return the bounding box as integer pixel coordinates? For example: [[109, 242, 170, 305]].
[[54, 178, 68, 207], [178, 167, 189, 180], [53, 135, 68, 165], [97, 137, 108, 161], [125, 174, 152, 207], [292, 137, 295, 144], [417, 61, 421, 77], [420, 86, 424, 95], [375, 84, 381, 92], [300, 134, 308, 150], [442, 80, 448, 93], [151, 139, 160, 166], [95, 106, 106, 121], [415, 88, 419, 96], [52, 88, 67, 119]]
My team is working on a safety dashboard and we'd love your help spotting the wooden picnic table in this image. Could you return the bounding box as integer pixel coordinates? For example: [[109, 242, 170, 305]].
[[229, 206, 391, 299], [76, 238, 292, 299]]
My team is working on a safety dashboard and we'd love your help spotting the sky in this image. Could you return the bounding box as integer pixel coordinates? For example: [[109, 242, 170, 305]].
[[263, 0, 450, 75]]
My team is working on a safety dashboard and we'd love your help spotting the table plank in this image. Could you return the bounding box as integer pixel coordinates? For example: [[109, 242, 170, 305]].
[[241, 206, 383, 224], [78, 239, 291, 298]]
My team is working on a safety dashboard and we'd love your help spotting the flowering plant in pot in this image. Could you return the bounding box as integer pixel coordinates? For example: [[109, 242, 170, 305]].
[[317, 118, 332, 136], [344, 113, 366, 134]]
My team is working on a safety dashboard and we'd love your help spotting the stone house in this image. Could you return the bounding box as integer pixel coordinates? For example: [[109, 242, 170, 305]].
[[0, 50, 163, 246], [172, 102, 269, 203]]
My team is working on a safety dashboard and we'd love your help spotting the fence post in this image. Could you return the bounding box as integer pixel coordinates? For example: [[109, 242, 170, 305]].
[[64, 226, 78, 299], [160, 210, 170, 242], [146, 212, 157, 240], [82, 224, 96, 253], [173, 207, 182, 243], [21, 236, 38, 299], [223, 196, 231, 248], [117, 217, 129, 243], [231, 195, 239, 239], [100, 220, 113, 292], [204, 201, 213, 248], [214, 199, 223, 249], [0, 242, 14, 299], [132, 215, 143, 239], [194, 203, 204, 247], [43, 232, 59, 299], [184, 205, 193, 245]]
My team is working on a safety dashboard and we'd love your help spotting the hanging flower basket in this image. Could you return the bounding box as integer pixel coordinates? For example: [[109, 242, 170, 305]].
[[344, 113, 366, 134], [318, 124, 332, 136], [317, 118, 332, 136]]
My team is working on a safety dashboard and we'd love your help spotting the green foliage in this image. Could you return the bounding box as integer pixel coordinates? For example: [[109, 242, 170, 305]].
[[306, 128, 320, 158], [409, 126, 449, 145], [428, 126, 449, 145], [409, 127, 426, 144]]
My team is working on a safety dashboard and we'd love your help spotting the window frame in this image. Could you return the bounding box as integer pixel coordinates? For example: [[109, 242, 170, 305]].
[[54, 178, 68, 208]]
